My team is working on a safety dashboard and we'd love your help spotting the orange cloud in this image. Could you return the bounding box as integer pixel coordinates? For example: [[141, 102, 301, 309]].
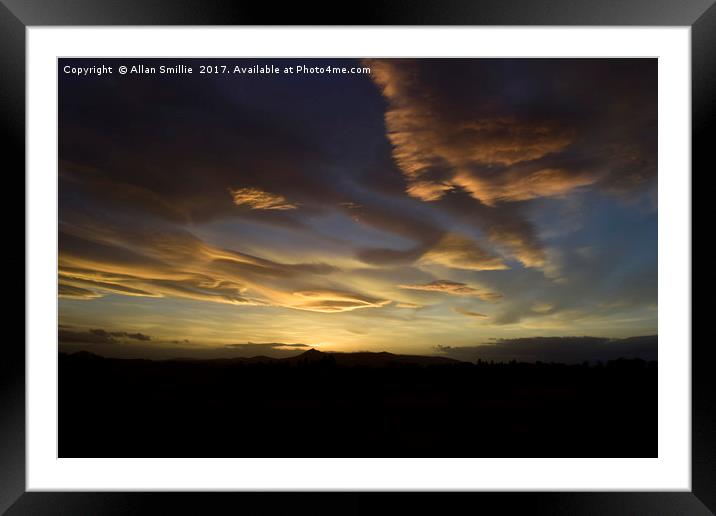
[[289, 290, 391, 313], [58, 224, 387, 314], [398, 280, 502, 302], [452, 167, 597, 206], [58, 283, 104, 300], [406, 181, 454, 202], [395, 302, 422, 309], [367, 59, 579, 206], [230, 187, 297, 210], [452, 307, 489, 318], [420, 233, 508, 271], [484, 226, 547, 269]]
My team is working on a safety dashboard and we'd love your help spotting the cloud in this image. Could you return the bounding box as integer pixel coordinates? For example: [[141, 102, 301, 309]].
[[226, 342, 309, 349], [58, 63, 343, 225], [435, 191, 548, 268], [351, 199, 446, 267], [59, 329, 315, 360], [59, 328, 116, 345], [406, 181, 454, 201], [60, 58, 556, 276], [110, 330, 152, 341], [434, 335, 657, 364], [57, 58, 657, 348], [60, 273, 162, 298], [59, 327, 152, 345], [356, 225, 507, 273], [367, 59, 579, 205], [58, 283, 103, 300], [58, 222, 386, 314], [230, 187, 298, 210], [452, 307, 488, 318], [451, 166, 596, 206], [395, 302, 422, 309], [419, 233, 507, 271], [398, 280, 502, 301], [367, 59, 656, 205], [531, 301, 554, 314], [365, 58, 657, 268], [224, 342, 311, 357], [289, 290, 390, 313], [60, 336, 312, 360]]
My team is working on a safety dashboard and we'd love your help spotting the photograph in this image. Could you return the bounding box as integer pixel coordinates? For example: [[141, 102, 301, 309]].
[[57, 57, 658, 458]]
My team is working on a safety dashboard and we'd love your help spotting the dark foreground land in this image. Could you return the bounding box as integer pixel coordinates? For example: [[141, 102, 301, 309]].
[[59, 349, 657, 458]]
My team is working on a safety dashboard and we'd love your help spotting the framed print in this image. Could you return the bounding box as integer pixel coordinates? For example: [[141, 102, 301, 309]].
[[4, 0, 710, 514]]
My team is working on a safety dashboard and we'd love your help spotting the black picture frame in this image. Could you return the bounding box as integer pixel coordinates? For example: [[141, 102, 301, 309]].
[[3, 1, 709, 514]]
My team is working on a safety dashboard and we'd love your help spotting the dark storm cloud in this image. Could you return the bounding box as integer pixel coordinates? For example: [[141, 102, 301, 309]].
[[434, 335, 657, 364]]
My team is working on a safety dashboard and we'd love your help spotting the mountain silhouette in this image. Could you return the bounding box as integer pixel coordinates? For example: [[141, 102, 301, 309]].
[[62, 348, 464, 367], [285, 348, 326, 363]]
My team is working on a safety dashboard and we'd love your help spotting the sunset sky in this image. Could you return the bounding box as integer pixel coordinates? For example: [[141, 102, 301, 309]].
[[58, 58, 657, 359]]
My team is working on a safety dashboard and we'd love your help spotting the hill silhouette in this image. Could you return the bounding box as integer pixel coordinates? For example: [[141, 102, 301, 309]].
[[59, 350, 656, 458], [153, 348, 464, 367]]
